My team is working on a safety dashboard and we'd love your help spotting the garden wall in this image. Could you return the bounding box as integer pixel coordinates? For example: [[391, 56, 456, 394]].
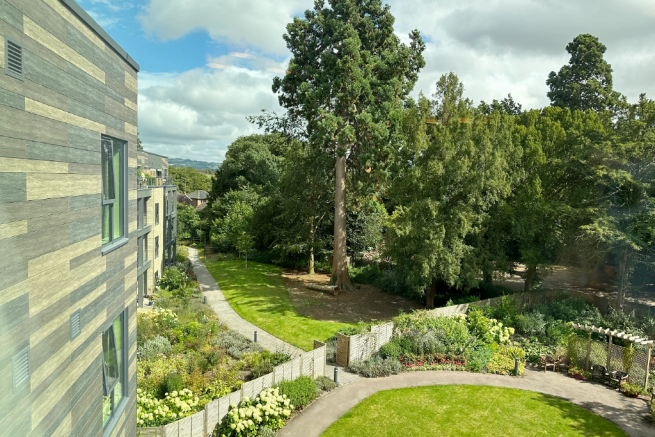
[[336, 322, 393, 367], [138, 343, 326, 437]]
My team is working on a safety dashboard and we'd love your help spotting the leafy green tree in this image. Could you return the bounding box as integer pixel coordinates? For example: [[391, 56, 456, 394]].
[[210, 134, 289, 199], [170, 166, 211, 193], [347, 197, 387, 261], [385, 74, 520, 307], [177, 204, 201, 240], [580, 94, 655, 307], [272, 0, 425, 291], [547, 34, 621, 112], [209, 188, 259, 252], [236, 231, 255, 268]]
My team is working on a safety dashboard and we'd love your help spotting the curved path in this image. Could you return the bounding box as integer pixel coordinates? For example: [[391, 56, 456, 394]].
[[279, 368, 653, 437]]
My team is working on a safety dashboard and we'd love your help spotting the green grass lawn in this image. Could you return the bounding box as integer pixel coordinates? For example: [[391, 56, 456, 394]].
[[321, 385, 628, 437], [204, 260, 354, 351]]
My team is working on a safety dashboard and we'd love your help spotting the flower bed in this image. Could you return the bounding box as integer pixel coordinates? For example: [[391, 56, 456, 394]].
[[136, 264, 291, 427], [400, 353, 468, 371], [567, 366, 591, 380]]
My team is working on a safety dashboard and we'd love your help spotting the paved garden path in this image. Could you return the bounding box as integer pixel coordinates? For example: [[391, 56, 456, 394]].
[[188, 248, 361, 385], [279, 368, 653, 437]]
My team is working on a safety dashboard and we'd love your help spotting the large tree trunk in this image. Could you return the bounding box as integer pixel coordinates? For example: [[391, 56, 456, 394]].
[[331, 152, 354, 292], [617, 249, 629, 309], [524, 264, 537, 292], [426, 279, 438, 309]]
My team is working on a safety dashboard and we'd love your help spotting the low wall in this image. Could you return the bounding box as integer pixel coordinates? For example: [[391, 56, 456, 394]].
[[138, 343, 326, 437]]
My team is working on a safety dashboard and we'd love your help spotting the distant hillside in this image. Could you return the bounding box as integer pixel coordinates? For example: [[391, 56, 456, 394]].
[[169, 158, 221, 170]]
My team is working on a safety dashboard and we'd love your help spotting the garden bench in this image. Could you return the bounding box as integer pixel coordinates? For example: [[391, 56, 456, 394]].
[[539, 354, 557, 372], [608, 371, 628, 390], [590, 364, 609, 383], [556, 356, 572, 373]]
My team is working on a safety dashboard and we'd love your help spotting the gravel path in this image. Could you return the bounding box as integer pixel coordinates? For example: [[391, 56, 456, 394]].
[[279, 368, 653, 437]]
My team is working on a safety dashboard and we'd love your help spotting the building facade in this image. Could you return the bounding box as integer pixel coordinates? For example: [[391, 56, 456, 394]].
[[137, 150, 168, 187], [0, 1, 139, 436], [135, 184, 177, 308]]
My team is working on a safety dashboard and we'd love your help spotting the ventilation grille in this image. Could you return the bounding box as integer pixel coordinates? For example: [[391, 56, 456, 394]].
[[12, 348, 30, 388], [6, 39, 23, 79], [71, 310, 81, 340]]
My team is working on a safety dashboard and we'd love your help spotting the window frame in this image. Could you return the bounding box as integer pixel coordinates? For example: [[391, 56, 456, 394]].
[[155, 203, 159, 225], [155, 236, 159, 259], [102, 308, 129, 435], [101, 136, 128, 254]]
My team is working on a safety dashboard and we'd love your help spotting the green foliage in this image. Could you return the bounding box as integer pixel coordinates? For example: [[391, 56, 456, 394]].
[[487, 353, 525, 376], [622, 383, 644, 397], [213, 330, 265, 359], [137, 388, 201, 427], [177, 204, 204, 241], [466, 347, 495, 373], [160, 372, 184, 397], [170, 166, 211, 193], [499, 345, 526, 361], [466, 307, 514, 345], [547, 34, 621, 112], [138, 335, 173, 361], [393, 312, 475, 354], [379, 339, 404, 360], [276, 376, 320, 409], [314, 376, 337, 392], [347, 356, 403, 378], [210, 188, 259, 252], [240, 351, 291, 379], [515, 312, 546, 336]]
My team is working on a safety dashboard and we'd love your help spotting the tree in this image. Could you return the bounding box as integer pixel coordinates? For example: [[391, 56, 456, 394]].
[[272, 0, 425, 291], [210, 134, 289, 200], [547, 34, 621, 112], [170, 166, 211, 193], [137, 133, 143, 150], [209, 188, 259, 252], [236, 231, 255, 269], [177, 204, 202, 240], [580, 94, 655, 307], [385, 74, 520, 307]]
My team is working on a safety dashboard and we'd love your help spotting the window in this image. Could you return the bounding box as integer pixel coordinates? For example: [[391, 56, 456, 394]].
[[155, 236, 159, 259], [102, 137, 126, 249], [154, 271, 159, 285], [155, 203, 159, 225], [144, 235, 148, 261], [102, 310, 127, 428]]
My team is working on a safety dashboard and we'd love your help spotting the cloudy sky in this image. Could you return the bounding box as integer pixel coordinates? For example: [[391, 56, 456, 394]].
[[79, 0, 655, 163]]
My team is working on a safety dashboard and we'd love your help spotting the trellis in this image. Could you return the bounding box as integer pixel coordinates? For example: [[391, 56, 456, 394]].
[[571, 323, 654, 389]]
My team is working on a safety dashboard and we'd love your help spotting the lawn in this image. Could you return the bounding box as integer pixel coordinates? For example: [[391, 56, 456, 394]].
[[321, 385, 628, 437], [205, 260, 354, 351]]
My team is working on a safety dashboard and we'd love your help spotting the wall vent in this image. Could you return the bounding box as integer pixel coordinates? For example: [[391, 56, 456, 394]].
[[71, 309, 82, 340], [12, 347, 30, 388], [5, 37, 24, 80]]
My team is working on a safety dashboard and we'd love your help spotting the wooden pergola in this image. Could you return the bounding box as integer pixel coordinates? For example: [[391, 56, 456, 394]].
[[571, 323, 653, 389]]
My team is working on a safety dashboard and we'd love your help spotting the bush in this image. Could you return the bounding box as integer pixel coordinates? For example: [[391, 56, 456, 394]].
[[158, 266, 188, 291], [314, 375, 337, 392], [466, 307, 514, 345], [257, 427, 277, 437], [215, 387, 292, 436], [276, 376, 320, 409], [515, 312, 546, 336], [521, 342, 555, 364], [380, 339, 404, 360], [466, 347, 495, 373], [137, 388, 201, 427], [483, 296, 519, 327], [160, 372, 184, 397], [499, 345, 526, 361], [214, 330, 265, 358], [400, 353, 467, 371], [138, 335, 173, 361], [487, 353, 525, 375], [178, 246, 189, 258], [347, 356, 402, 378], [241, 351, 291, 379]]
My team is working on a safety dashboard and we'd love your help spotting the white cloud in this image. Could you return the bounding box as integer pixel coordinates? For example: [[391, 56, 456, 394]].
[[138, 0, 307, 55], [87, 10, 119, 29], [138, 68, 284, 162]]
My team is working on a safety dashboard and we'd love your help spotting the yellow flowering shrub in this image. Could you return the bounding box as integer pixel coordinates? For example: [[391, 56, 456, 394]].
[[137, 388, 201, 427], [215, 388, 293, 436]]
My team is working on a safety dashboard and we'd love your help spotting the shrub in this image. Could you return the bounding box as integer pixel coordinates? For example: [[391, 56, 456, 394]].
[[178, 246, 189, 258], [158, 266, 188, 291], [567, 366, 591, 380], [499, 345, 526, 361], [214, 330, 265, 358], [242, 351, 291, 379], [466, 347, 495, 373], [380, 339, 403, 360], [487, 353, 525, 376], [483, 296, 519, 327], [215, 387, 292, 436], [138, 335, 173, 361], [137, 354, 188, 395], [276, 376, 320, 409], [545, 321, 573, 346], [466, 307, 514, 345], [314, 376, 337, 392], [394, 312, 475, 354], [160, 372, 184, 397], [137, 388, 201, 427], [347, 356, 402, 378], [515, 312, 546, 336], [622, 383, 644, 397], [257, 427, 277, 437], [522, 342, 555, 364]]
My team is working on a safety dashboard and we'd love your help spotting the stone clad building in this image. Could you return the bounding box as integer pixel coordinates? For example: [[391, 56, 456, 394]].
[[0, 1, 140, 436]]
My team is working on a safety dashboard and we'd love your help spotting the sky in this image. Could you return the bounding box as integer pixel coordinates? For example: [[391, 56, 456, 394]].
[[78, 0, 655, 163]]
